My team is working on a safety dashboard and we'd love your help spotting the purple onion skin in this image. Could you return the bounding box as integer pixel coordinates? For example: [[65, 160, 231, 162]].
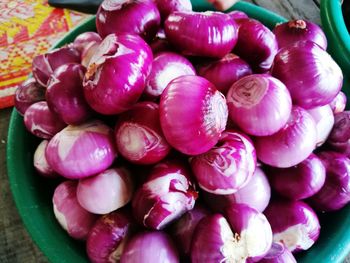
[[273, 20, 327, 50], [53, 181, 98, 240], [259, 242, 296, 263], [121, 231, 179, 263], [132, 159, 197, 230], [145, 51, 196, 98], [14, 78, 46, 116], [255, 106, 317, 168], [87, 209, 134, 263], [264, 200, 320, 252], [190, 130, 256, 194], [327, 111, 350, 156], [46, 63, 92, 125], [34, 140, 57, 178], [155, 0, 192, 21], [81, 41, 101, 67], [330, 91, 347, 114], [73, 32, 101, 52], [165, 11, 238, 58], [160, 75, 228, 155], [202, 167, 271, 213], [24, 101, 66, 139], [45, 120, 116, 179], [308, 151, 350, 212], [271, 41, 343, 109], [267, 153, 326, 200], [234, 19, 278, 72], [96, 0, 160, 41], [227, 10, 248, 20], [115, 102, 171, 164], [83, 34, 153, 115], [150, 30, 171, 54], [227, 74, 292, 136], [197, 53, 252, 94], [32, 46, 80, 87]]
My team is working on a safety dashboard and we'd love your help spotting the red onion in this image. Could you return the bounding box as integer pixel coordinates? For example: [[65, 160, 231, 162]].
[[24, 101, 66, 139], [267, 153, 326, 200], [46, 63, 92, 125], [120, 231, 179, 263], [83, 34, 153, 115], [160, 75, 228, 155], [271, 41, 343, 109], [53, 181, 98, 240], [14, 78, 45, 116], [33, 140, 56, 178], [308, 151, 350, 212], [87, 209, 134, 263], [155, 0, 192, 21], [330, 91, 347, 114], [273, 20, 327, 50], [77, 167, 133, 214], [234, 19, 278, 72], [145, 51, 196, 98], [227, 10, 248, 20], [149, 28, 171, 54], [259, 242, 296, 263], [327, 111, 350, 156], [307, 105, 334, 147], [32, 46, 80, 87], [255, 106, 317, 168], [190, 130, 256, 194], [197, 53, 252, 94], [73, 32, 101, 52], [45, 120, 116, 179], [132, 159, 197, 230], [115, 102, 171, 164], [264, 200, 320, 252], [96, 0, 160, 40], [227, 74, 292, 136], [165, 11, 238, 58]]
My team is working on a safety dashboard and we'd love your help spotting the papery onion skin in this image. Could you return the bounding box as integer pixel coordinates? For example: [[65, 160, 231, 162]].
[[145, 52, 196, 98], [83, 34, 153, 115], [330, 91, 347, 114], [73, 32, 102, 52], [53, 181, 98, 240], [190, 130, 256, 194], [77, 167, 133, 214], [34, 140, 57, 178], [81, 41, 101, 68], [327, 111, 350, 156], [227, 74, 292, 136], [273, 20, 327, 50], [264, 200, 320, 252], [271, 40, 343, 109], [255, 106, 317, 168], [155, 0, 192, 21], [267, 154, 326, 200], [234, 19, 278, 72], [115, 102, 171, 164], [87, 209, 134, 263], [197, 53, 252, 95], [14, 78, 46, 116], [259, 242, 296, 263], [165, 11, 238, 58], [132, 159, 197, 230], [46, 120, 116, 179], [160, 75, 228, 155], [24, 101, 66, 139], [308, 151, 350, 212]]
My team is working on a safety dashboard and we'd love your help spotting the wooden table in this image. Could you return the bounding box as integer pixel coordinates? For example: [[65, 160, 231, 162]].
[[1, 1, 348, 262]]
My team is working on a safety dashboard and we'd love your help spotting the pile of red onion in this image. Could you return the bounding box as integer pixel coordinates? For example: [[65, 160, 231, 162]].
[[14, 0, 349, 262]]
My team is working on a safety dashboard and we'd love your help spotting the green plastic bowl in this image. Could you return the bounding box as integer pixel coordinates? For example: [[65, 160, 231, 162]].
[[6, 1, 350, 262]]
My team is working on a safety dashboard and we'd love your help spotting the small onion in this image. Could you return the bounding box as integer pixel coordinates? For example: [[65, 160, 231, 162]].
[[264, 200, 320, 252], [96, 0, 160, 40], [24, 101, 66, 139], [73, 32, 101, 52], [165, 11, 238, 58], [267, 153, 326, 200], [160, 75, 228, 155], [14, 78, 45, 116], [190, 130, 256, 194], [259, 242, 297, 263], [271, 40, 343, 109], [77, 167, 133, 214], [53, 181, 98, 240], [255, 106, 317, 168], [33, 140, 56, 178], [273, 19, 327, 50], [115, 102, 171, 164], [234, 19, 278, 72], [197, 53, 252, 94], [120, 231, 179, 263], [329, 91, 347, 114], [327, 111, 350, 156], [155, 0, 192, 21], [45, 120, 116, 179], [227, 74, 292, 136]]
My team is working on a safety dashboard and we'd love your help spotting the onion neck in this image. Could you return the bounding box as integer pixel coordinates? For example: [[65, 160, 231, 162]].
[[288, 20, 307, 30]]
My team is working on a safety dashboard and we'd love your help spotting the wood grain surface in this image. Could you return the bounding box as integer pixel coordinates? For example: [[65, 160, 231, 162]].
[[0, 1, 348, 263]]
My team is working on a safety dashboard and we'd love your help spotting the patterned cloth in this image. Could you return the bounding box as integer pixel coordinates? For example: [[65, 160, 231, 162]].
[[0, 0, 89, 109]]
